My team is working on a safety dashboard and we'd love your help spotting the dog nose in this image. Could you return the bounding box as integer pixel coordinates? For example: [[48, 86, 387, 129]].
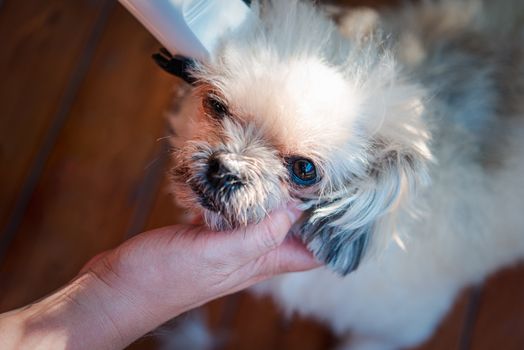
[[206, 156, 243, 191]]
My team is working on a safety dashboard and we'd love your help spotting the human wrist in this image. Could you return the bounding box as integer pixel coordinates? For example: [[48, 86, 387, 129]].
[[4, 255, 185, 350], [1, 272, 126, 350], [75, 252, 183, 348]]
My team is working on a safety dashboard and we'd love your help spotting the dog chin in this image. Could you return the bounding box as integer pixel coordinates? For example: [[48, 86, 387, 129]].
[[200, 204, 268, 231], [191, 190, 264, 231], [201, 210, 240, 231]]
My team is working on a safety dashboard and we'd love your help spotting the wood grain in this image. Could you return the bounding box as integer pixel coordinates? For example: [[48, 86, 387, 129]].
[[469, 265, 524, 350], [412, 290, 474, 350], [0, 0, 109, 240], [0, 5, 174, 311], [214, 293, 334, 350], [222, 293, 284, 350]]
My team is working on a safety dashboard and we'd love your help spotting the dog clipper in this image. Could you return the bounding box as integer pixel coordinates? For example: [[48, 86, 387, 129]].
[[118, 0, 251, 82]]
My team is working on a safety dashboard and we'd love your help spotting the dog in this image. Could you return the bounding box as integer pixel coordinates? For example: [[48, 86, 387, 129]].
[[168, 0, 524, 348]]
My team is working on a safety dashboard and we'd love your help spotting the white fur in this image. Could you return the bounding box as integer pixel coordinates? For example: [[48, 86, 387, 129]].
[[169, 0, 524, 348]]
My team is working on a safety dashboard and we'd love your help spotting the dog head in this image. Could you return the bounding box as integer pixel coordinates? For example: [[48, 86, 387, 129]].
[[172, 1, 432, 275]]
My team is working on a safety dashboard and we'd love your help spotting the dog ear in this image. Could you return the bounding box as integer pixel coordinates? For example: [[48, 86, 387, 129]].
[[300, 142, 430, 275], [300, 89, 432, 275], [299, 200, 371, 276]]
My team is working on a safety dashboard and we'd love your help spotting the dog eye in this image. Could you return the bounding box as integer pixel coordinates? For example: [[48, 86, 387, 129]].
[[288, 158, 318, 186], [203, 94, 229, 119]]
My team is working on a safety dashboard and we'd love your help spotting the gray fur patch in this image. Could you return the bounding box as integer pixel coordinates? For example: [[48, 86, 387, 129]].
[[299, 202, 370, 275]]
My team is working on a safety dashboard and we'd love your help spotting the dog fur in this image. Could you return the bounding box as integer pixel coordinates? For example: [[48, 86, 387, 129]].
[[168, 0, 524, 348]]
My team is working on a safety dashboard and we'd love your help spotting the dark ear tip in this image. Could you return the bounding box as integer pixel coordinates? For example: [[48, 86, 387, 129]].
[[151, 53, 168, 68], [152, 50, 198, 85], [300, 210, 370, 276]]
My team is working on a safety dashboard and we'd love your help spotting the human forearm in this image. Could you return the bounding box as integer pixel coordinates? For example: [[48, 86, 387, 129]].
[[0, 271, 161, 350]]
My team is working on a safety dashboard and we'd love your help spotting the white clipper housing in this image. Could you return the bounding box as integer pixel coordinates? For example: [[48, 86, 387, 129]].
[[118, 0, 251, 61]]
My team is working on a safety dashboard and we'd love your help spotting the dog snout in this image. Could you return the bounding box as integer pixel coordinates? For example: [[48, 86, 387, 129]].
[[206, 155, 244, 192]]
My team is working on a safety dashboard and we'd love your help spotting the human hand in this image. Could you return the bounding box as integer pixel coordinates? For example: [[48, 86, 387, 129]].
[[0, 205, 319, 350], [85, 205, 319, 327]]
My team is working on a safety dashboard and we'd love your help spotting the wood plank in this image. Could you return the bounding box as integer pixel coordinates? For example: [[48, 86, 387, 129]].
[[277, 311, 336, 350], [215, 292, 335, 350], [0, 0, 109, 241], [221, 293, 282, 350], [141, 157, 186, 232], [411, 290, 474, 350], [469, 265, 524, 350], [0, 5, 175, 311]]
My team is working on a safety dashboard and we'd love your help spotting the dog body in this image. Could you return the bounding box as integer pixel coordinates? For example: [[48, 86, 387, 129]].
[[169, 1, 524, 348]]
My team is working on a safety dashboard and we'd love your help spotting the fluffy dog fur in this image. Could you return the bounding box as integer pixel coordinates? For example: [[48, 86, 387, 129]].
[[169, 0, 524, 348]]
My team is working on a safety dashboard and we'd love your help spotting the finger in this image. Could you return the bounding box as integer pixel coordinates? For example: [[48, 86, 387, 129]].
[[255, 237, 322, 276], [208, 238, 321, 297], [210, 205, 303, 265]]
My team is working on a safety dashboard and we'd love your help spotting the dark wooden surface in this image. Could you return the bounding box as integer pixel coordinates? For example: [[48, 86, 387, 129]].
[[0, 1, 523, 349]]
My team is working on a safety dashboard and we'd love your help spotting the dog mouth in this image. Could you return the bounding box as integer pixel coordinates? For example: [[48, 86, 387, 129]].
[[188, 177, 260, 230], [189, 182, 245, 230], [189, 182, 222, 213]]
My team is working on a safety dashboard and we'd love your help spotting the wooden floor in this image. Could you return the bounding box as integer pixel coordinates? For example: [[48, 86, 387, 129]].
[[1, 1, 523, 349]]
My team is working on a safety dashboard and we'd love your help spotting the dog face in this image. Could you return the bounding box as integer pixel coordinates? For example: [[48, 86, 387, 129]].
[[172, 1, 432, 275]]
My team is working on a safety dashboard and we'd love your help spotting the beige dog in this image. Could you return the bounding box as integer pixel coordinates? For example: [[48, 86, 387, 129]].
[[169, 1, 524, 348]]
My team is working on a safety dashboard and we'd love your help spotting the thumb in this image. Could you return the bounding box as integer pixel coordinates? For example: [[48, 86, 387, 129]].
[[214, 205, 303, 265]]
